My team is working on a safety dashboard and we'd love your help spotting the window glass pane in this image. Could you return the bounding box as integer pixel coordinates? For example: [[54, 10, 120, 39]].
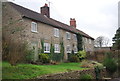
[[66, 32, 71, 39], [73, 34, 77, 40], [54, 28, 56, 36], [44, 43, 50, 53], [66, 45, 71, 53], [54, 28, 59, 37], [57, 29, 59, 37], [54, 44, 60, 53], [31, 22, 37, 32]]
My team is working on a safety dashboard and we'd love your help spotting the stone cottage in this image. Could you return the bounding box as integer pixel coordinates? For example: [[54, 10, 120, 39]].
[[2, 2, 94, 62]]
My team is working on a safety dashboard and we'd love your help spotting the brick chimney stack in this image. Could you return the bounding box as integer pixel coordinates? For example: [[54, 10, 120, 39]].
[[41, 3, 50, 18], [70, 18, 76, 28]]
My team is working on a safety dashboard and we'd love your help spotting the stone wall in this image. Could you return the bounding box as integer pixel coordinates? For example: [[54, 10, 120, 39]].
[[86, 50, 119, 62], [37, 68, 106, 79], [2, 2, 77, 61], [82, 37, 94, 52]]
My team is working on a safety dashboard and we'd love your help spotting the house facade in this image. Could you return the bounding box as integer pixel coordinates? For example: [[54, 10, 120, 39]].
[[2, 2, 94, 62]]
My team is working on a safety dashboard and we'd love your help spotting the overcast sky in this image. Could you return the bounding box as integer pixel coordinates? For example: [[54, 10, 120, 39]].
[[8, 0, 120, 46]]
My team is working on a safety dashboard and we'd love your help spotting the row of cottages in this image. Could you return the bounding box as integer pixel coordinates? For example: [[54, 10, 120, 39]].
[[2, 2, 94, 62]]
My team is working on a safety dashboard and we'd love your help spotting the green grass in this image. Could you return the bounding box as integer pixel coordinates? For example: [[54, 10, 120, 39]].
[[2, 61, 86, 79]]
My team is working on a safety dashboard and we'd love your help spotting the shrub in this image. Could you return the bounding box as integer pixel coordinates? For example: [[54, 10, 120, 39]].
[[91, 61, 104, 69], [81, 60, 94, 68], [76, 51, 86, 61], [68, 55, 79, 62], [118, 58, 120, 75], [80, 74, 93, 81], [25, 49, 34, 63], [2, 38, 29, 66], [39, 53, 50, 64], [51, 53, 63, 62], [103, 52, 117, 77], [81, 60, 104, 69]]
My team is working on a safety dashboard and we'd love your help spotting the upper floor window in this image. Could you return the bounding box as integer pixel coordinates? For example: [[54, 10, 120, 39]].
[[54, 44, 60, 53], [54, 28, 59, 37], [73, 34, 77, 41], [66, 32, 71, 39], [44, 43, 50, 53], [89, 39, 92, 44], [31, 22, 37, 32], [85, 38, 87, 42], [66, 45, 71, 53]]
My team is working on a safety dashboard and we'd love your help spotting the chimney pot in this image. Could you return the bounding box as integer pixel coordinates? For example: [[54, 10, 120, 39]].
[[44, 3, 48, 7], [70, 18, 76, 28], [70, 18, 73, 20], [41, 3, 50, 18]]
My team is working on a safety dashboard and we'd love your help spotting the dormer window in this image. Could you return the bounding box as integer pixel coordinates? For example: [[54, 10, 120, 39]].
[[31, 22, 37, 32], [66, 32, 71, 39]]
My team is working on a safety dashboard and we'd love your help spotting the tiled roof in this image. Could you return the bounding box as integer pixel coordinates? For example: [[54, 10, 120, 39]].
[[8, 2, 94, 40]]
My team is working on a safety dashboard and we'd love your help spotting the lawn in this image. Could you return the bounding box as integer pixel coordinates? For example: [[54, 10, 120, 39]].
[[2, 61, 86, 79]]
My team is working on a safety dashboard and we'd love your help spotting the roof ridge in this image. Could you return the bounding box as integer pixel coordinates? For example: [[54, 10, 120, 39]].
[[9, 2, 40, 15], [49, 18, 71, 27], [7, 2, 94, 40]]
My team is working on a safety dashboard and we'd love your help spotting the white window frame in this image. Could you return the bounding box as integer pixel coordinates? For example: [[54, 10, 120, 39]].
[[66, 32, 71, 39], [89, 39, 92, 44], [74, 46, 78, 53], [85, 38, 87, 42], [54, 28, 59, 37], [54, 44, 60, 53], [66, 45, 71, 53], [73, 34, 77, 41], [44, 43, 50, 53], [31, 22, 37, 32]]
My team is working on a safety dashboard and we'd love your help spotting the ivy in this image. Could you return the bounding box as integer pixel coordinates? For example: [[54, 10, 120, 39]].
[[50, 43, 54, 60], [77, 33, 83, 51], [60, 39, 64, 61], [113, 27, 120, 50], [40, 39, 44, 53]]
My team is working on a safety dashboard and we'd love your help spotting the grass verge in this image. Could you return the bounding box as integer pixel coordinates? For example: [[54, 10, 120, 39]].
[[2, 61, 86, 79]]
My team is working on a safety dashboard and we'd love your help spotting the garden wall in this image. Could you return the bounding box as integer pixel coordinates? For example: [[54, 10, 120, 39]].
[[86, 50, 119, 63], [37, 68, 107, 79]]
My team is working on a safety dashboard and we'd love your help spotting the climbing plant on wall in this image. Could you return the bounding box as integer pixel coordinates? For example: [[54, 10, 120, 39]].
[[77, 33, 83, 51], [60, 38, 64, 61], [50, 43, 54, 60], [40, 38, 44, 53]]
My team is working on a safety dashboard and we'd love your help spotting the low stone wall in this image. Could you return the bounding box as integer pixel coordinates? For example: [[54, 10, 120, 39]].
[[86, 50, 119, 62], [37, 68, 106, 79]]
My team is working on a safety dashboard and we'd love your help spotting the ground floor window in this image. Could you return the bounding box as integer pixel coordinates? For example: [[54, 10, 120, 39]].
[[54, 44, 60, 53], [66, 45, 71, 53], [44, 43, 50, 53], [74, 46, 78, 53]]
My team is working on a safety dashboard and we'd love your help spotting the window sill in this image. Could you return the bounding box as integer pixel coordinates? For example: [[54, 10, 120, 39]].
[[44, 51, 50, 53], [67, 52, 71, 53], [54, 35, 59, 38], [54, 51, 60, 53], [67, 38, 71, 40], [74, 52, 78, 53], [31, 31, 38, 33]]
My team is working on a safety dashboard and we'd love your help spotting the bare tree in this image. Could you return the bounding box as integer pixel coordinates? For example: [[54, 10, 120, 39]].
[[94, 36, 110, 47]]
